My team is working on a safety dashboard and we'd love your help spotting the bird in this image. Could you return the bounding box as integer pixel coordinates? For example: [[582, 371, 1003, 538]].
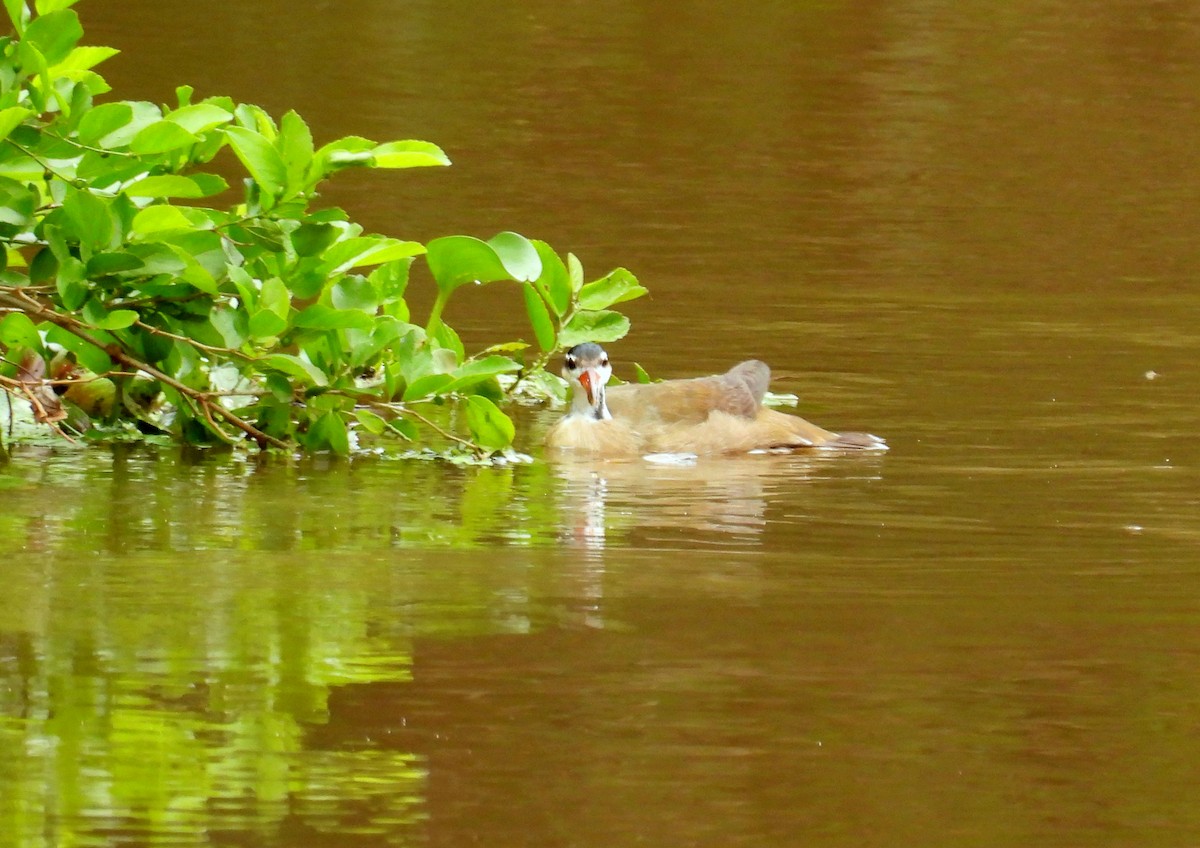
[[545, 342, 887, 457]]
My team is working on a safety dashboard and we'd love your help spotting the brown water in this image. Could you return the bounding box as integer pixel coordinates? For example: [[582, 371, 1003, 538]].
[[3, 2, 1200, 846]]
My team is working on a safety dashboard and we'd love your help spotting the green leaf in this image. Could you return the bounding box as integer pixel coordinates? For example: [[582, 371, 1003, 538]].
[[187, 173, 229, 196], [109, 101, 165, 148], [75, 101, 132, 146], [476, 341, 530, 356], [521, 282, 555, 352], [531, 240, 570, 316], [72, 69, 110, 98], [86, 251, 143, 275], [278, 109, 313, 193], [465, 395, 514, 450], [558, 309, 630, 347], [15, 42, 48, 114], [53, 276, 85, 311], [634, 363, 652, 384], [261, 353, 327, 386], [369, 139, 450, 168], [523, 369, 568, 405], [487, 231, 541, 282], [55, 251, 83, 281], [0, 311, 40, 349], [763, 390, 799, 408], [260, 276, 290, 318], [445, 355, 521, 393], [99, 309, 138, 330], [62, 187, 113, 249], [290, 221, 340, 257], [240, 222, 287, 253], [402, 372, 453, 402], [124, 174, 228, 198], [0, 176, 36, 228], [82, 298, 138, 330], [44, 224, 70, 263], [146, 243, 209, 295], [4, 0, 27, 33], [578, 267, 647, 310], [22, 8, 81, 65], [330, 275, 378, 312], [224, 125, 288, 195], [347, 316, 410, 369], [371, 259, 411, 310], [130, 204, 193, 237], [234, 102, 277, 137], [293, 304, 374, 331], [387, 417, 418, 441], [34, 0, 78, 12], [129, 120, 199, 154], [354, 409, 387, 435], [308, 411, 350, 455], [429, 321, 464, 363], [124, 243, 187, 276], [319, 236, 424, 275], [209, 307, 247, 348], [567, 252, 584, 292], [312, 135, 377, 176], [258, 374, 290, 405], [249, 310, 287, 339], [49, 44, 118, 74], [424, 235, 512, 296], [164, 102, 232, 135], [0, 107, 31, 143], [45, 323, 111, 373], [226, 265, 257, 308]]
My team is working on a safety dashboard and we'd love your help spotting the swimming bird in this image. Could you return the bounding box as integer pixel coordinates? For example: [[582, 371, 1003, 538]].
[[544, 342, 887, 457]]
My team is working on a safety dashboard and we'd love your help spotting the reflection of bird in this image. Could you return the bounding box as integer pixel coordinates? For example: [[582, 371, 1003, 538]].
[[545, 342, 887, 457]]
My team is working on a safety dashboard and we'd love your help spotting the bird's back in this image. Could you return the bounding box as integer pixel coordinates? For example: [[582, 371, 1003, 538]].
[[606, 360, 770, 426]]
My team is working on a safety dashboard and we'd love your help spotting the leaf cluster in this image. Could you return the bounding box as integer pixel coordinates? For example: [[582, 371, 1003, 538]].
[[0, 1, 646, 457]]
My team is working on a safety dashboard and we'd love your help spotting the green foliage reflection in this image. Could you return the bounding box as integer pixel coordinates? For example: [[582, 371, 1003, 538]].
[[0, 554, 429, 846]]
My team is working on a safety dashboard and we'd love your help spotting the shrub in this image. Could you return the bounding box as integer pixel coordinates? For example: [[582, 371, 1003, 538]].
[[0, 1, 644, 459]]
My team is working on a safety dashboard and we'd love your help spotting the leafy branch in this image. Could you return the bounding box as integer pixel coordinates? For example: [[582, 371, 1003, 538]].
[[0, 1, 647, 459], [0, 286, 288, 447]]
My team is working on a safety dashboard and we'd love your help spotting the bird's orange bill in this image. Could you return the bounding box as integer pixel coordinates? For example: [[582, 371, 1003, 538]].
[[578, 369, 594, 405]]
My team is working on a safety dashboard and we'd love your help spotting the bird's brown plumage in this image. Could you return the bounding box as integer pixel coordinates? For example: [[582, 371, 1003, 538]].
[[545, 347, 886, 458]]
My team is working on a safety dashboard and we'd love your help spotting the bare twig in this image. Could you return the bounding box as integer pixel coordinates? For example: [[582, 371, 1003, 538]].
[[195, 395, 240, 444], [43, 132, 137, 158], [0, 289, 290, 450], [133, 319, 257, 360], [45, 371, 141, 385], [508, 349, 556, 397], [3, 139, 74, 182], [3, 385, 12, 447], [0, 375, 77, 444], [374, 402, 481, 452]]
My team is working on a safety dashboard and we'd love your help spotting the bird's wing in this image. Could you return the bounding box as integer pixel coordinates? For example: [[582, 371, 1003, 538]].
[[606, 360, 770, 424]]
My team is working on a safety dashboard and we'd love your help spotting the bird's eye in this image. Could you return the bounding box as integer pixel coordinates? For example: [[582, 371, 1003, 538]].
[[601, 358, 609, 367], [565, 356, 576, 369]]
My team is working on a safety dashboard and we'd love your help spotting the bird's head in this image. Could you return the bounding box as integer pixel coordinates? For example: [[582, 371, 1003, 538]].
[[561, 342, 612, 419]]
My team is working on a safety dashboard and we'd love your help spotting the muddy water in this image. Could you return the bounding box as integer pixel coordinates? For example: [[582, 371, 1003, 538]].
[[3, 2, 1200, 846]]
